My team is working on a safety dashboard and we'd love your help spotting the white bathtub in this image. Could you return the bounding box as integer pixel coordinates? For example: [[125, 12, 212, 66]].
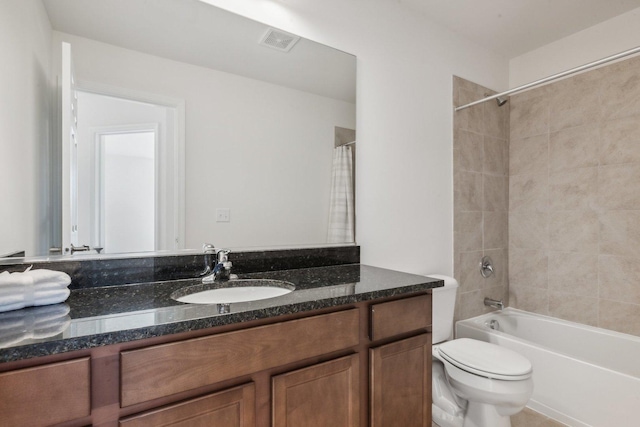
[[456, 308, 640, 427]]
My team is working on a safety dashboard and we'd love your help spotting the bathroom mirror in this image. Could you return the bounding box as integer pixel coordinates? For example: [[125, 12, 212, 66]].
[[0, 0, 356, 260]]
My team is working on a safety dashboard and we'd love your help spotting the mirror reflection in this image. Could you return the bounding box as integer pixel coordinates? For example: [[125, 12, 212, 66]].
[[0, 0, 356, 259]]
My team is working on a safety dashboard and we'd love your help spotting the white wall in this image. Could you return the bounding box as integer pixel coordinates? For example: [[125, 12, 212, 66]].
[[201, 0, 509, 275], [54, 31, 355, 250], [510, 7, 640, 87], [0, 0, 52, 257]]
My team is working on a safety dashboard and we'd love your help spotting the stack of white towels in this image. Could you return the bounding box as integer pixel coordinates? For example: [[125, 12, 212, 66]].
[[0, 267, 72, 313]]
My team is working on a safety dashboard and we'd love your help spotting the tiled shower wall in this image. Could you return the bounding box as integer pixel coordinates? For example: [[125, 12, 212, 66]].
[[508, 55, 640, 336], [452, 76, 509, 323]]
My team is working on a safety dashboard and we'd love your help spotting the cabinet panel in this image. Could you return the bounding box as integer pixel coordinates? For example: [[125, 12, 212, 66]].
[[119, 383, 255, 427], [121, 309, 359, 406], [370, 334, 431, 427], [370, 294, 431, 341], [272, 354, 359, 427], [0, 357, 91, 427]]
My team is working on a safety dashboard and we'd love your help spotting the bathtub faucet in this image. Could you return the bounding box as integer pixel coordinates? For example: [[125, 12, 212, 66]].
[[484, 297, 504, 311]]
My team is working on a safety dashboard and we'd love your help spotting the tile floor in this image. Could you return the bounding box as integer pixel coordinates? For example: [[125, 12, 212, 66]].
[[432, 407, 568, 427]]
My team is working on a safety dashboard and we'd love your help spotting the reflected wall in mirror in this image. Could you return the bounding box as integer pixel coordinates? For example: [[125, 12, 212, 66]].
[[0, 0, 356, 260]]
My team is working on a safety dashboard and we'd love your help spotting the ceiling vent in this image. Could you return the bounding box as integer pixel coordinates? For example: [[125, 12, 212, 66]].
[[259, 28, 300, 52]]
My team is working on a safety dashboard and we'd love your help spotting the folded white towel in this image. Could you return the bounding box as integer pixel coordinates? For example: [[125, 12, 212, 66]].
[[33, 288, 70, 306], [0, 268, 72, 313], [24, 269, 71, 287]]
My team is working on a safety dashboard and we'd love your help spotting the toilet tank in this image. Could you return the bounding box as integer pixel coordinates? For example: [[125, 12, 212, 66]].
[[427, 275, 459, 344]]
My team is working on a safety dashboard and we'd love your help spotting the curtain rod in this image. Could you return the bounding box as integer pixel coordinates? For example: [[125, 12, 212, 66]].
[[455, 45, 640, 112]]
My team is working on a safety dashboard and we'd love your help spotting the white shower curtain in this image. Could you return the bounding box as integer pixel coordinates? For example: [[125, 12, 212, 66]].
[[327, 145, 355, 243]]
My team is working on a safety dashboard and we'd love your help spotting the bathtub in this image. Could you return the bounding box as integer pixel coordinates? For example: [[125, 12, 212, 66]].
[[456, 308, 640, 427]]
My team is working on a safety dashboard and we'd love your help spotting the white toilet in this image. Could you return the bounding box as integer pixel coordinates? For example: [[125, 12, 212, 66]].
[[429, 275, 533, 427]]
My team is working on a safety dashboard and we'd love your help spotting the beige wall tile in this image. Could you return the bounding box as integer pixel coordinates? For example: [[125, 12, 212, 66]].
[[453, 76, 486, 97], [599, 255, 640, 305], [548, 167, 597, 211], [454, 211, 483, 252], [455, 250, 485, 293], [549, 291, 598, 326], [484, 99, 509, 139], [454, 128, 483, 173], [510, 173, 548, 212], [597, 164, 640, 210], [600, 66, 640, 121], [549, 124, 599, 172], [599, 299, 640, 336], [600, 115, 640, 165], [510, 94, 549, 140], [549, 71, 603, 133], [510, 134, 548, 176], [456, 88, 484, 133], [548, 251, 598, 296], [510, 211, 548, 250], [509, 283, 549, 314], [458, 290, 486, 320], [484, 136, 508, 176], [509, 248, 548, 289], [600, 210, 640, 257], [454, 170, 482, 211], [484, 175, 508, 212], [549, 211, 599, 253], [484, 211, 508, 249]]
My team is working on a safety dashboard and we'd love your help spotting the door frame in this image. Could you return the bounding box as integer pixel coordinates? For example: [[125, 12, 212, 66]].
[[75, 81, 186, 251]]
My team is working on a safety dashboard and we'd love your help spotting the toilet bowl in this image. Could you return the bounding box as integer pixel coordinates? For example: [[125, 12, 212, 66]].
[[428, 275, 533, 427], [433, 338, 533, 427]]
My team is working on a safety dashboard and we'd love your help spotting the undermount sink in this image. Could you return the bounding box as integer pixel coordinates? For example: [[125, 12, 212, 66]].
[[171, 279, 295, 304]]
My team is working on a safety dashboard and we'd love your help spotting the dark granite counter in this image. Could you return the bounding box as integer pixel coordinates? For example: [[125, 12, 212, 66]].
[[0, 264, 442, 363]]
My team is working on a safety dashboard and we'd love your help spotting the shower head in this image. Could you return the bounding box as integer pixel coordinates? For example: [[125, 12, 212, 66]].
[[484, 93, 508, 107]]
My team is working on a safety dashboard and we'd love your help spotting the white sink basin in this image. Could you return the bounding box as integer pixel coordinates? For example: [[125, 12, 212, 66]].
[[172, 279, 294, 304]]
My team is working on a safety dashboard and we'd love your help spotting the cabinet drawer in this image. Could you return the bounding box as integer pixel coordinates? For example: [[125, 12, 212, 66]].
[[370, 294, 431, 341], [0, 357, 91, 427], [119, 383, 255, 427], [121, 309, 359, 406]]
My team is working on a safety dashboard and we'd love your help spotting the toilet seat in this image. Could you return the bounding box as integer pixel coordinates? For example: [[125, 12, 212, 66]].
[[437, 338, 532, 381]]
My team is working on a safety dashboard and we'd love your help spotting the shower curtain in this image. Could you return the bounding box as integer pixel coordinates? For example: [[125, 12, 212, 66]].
[[327, 145, 355, 243]]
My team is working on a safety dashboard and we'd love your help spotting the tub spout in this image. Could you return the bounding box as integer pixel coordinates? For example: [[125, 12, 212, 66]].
[[484, 297, 504, 311]]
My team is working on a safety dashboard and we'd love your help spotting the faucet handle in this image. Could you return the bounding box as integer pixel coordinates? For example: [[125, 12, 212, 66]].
[[202, 243, 216, 254], [216, 249, 231, 263]]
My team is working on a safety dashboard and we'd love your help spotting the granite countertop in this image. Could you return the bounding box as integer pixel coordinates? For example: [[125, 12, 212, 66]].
[[0, 264, 443, 363]]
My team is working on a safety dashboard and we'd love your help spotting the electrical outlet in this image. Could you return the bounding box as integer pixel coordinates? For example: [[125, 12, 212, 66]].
[[216, 208, 230, 222]]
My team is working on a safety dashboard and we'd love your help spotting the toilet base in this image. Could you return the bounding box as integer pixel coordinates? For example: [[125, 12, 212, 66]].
[[463, 402, 511, 427]]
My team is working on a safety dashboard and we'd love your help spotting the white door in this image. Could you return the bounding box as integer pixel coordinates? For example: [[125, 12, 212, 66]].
[[61, 42, 79, 254]]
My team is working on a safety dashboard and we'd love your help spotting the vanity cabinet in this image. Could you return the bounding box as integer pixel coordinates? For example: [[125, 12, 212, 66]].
[[370, 294, 432, 427], [0, 292, 432, 427], [272, 354, 360, 426], [370, 334, 431, 427]]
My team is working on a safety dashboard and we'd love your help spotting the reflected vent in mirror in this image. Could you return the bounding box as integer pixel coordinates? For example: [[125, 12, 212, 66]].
[[259, 28, 300, 52]]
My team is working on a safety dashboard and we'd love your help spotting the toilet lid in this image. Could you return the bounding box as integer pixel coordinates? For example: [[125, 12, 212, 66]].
[[437, 338, 532, 380]]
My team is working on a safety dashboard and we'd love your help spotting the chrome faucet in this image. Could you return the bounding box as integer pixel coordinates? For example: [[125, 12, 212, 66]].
[[201, 243, 233, 283], [484, 297, 504, 311]]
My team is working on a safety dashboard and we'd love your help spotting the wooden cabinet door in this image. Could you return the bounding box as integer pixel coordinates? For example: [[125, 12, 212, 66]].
[[119, 383, 255, 427], [370, 334, 431, 427], [272, 354, 360, 427]]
